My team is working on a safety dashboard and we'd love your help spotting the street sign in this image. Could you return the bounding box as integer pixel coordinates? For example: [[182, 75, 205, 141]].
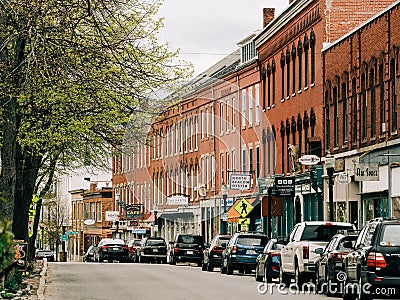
[[229, 174, 251, 190], [234, 198, 254, 218], [61, 235, 68, 241], [65, 231, 78, 235], [275, 176, 295, 197], [238, 218, 250, 225]]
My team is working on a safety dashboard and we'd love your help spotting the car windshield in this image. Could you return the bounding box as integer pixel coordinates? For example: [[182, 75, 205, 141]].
[[177, 235, 203, 244], [337, 236, 357, 250], [380, 224, 400, 246], [301, 225, 355, 241], [146, 239, 166, 246], [217, 237, 230, 246], [237, 236, 268, 247], [100, 239, 125, 245]]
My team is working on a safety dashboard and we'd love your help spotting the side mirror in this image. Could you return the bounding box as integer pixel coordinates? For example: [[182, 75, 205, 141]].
[[315, 248, 324, 255]]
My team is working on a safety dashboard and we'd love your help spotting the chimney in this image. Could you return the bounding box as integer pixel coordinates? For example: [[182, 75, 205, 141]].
[[90, 183, 97, 191], [263, 8, 275, 28]]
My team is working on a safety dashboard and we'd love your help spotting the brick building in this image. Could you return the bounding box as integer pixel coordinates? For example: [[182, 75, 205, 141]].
[[322, 1, 400, 226]]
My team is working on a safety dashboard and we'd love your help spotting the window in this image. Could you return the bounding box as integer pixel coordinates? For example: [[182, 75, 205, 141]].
[[292, 44, 296, 95], [232, 149, 236, 172], [248, 87, 253, 126], [195, 116, 198, 149], [361, 73, 367, 140], [206, 108, 209, 137], [201, 111, 205, 139], [220, 101, 224, 134], [379, 64, 386, 136], [96, 202, 101, 222], [256, 146, 260, 178], [84, 203, 89, 219], [226, 98, 230, 132], [90, 202, 95, 220], [310, 30, 316, 85], [298, 40, 303, 91], [242, 91, 247, 127], [281, 52, 285, 100], [255, 84, 260, 124], [390, 59, 397, 133], [352, 78, 357, 144], [232, 97, 236, 130], [249, 147, 254, 177], [242, 148, 247, 172], [272, 59, 276, 106], [220, 153, 225, 184], [304, 35, 309, 87], [370, 68, 376, 139], [325, 91, 331, 150], [342, 82, 348, 144], [333, 87, 339, 147], [286, 49, 290, 98], [240, 41, 257, 64]]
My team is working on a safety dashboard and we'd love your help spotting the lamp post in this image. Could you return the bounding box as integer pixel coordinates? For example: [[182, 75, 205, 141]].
[[323, 151, 335, 221], [221, 185, 228, 235]]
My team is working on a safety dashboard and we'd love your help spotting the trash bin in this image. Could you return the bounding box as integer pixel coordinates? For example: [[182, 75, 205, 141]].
[[59, 252, 67, 262]]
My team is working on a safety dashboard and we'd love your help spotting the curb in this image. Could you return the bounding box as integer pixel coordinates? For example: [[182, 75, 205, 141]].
[[36, 260, 47, 300]]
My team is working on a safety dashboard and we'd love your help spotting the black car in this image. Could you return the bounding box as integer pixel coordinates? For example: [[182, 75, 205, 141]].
[[255, 238, 286, 282], [202, 234, 230, 271], [136, 237, 168, 263], [342, 217, 400, 300], [83, 245, 96, 262], [314, 231, 358, 295], [94, 238, 129, 262], [169, 234, 205, 266], [221, 232, 269, 275], [35, 249, 55, 262]]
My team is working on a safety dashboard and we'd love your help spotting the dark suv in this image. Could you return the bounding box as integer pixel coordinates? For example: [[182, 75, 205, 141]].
[[221, 232, 268, 275], [342, 218, 400, 300], [169, 234, 205, 266]]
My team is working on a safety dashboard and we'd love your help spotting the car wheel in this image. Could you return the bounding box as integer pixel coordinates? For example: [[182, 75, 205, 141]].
[[207, 262, 214, 272], [220, 259, 227, 274], [202, 260, 207, 271], [279, 265, 291, 287], [315, 266, 323, 293], [255, 264, 263, 282], [226, 260, 233, 275], [197, 260, 202, 267], [295, 262, 306, 291], [264, 266, 272, 283], [169, 255, 176, 265], [358, 276, 373, 300]]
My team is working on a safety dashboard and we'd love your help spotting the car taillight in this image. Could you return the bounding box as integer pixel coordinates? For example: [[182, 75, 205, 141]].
[[303, 246, 309, 259], [123, 246, 128, 250], [101, 245, 109, 249], [141, 247, 145, 253], [332, 252, 347, 261], [212, 245, 217, 252], [231, 245, 237, 253], [270, 251, 280, 257], [174, 247, 178, 253], [367, 252, 387, 268]]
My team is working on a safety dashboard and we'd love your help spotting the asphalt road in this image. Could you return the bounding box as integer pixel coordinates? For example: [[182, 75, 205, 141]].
[[44, 261, 342, 300]]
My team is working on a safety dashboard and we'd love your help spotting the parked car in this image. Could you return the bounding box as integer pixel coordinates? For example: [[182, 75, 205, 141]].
[[127, 239, 142, 262], [342, 217, 400, 300], [169, 234, 205, 266], [136, 237, 168, 263], [35, 249, 55, 262], [314, 231, 358, 295], [255, 238, 287, 282], [220, 232, 269, 275], [94, 238, 129, 262], [83, 245, 96, 262], [202, 234, 231, 271], [280, 221, 356, 289]]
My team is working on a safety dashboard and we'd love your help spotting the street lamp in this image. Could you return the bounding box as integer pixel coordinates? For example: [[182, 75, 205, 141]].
[[323, 151, 335, 221], [221, 185, 228, 234]]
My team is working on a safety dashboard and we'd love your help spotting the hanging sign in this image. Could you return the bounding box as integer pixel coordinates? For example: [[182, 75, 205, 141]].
[[354, 163, 379, 181], [298, 155, 321, 165]]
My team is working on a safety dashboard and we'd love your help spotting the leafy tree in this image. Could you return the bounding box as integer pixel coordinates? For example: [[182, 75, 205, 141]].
[[0, 0, 192, 242]]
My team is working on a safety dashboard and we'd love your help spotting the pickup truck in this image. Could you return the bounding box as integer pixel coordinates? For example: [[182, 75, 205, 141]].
[[280, 221, 356, 289]]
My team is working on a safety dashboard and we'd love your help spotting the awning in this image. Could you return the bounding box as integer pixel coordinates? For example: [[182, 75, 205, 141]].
[[144, 214, 155, 222], [227, 198, 259, 223], [158, 212, 194, 221]]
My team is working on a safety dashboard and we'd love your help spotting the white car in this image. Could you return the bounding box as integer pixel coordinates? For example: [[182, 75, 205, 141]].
[[279, 221, 356, 289]]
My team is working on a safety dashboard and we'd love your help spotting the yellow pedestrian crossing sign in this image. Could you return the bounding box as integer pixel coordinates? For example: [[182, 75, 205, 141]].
[[238, 218, 250, 225], [234, 198, 254, 218]]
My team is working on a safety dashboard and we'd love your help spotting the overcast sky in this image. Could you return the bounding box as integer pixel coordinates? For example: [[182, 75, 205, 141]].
[[157, 0, 289, 77]]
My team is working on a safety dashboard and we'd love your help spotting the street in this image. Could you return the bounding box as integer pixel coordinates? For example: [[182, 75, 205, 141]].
[[44, 262, 342, 300]]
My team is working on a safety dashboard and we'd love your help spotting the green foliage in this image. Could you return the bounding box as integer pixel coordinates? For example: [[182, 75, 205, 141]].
[[0, 219, 15, 272]]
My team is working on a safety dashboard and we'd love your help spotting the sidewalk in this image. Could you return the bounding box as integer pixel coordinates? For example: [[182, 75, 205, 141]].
[[8, 260, 47, 300]]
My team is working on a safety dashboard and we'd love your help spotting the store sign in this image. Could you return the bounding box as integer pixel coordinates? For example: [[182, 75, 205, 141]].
[[298, 155, 321, 165], [105, 211, 120, 221], [167, 195, 189, 205], [354, 163, 379, 181], [275, 176, 295, 196], [229, 174, 251, 190]]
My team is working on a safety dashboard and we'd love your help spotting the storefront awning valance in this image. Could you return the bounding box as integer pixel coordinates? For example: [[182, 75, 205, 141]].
[[158, 212, 194, 221]]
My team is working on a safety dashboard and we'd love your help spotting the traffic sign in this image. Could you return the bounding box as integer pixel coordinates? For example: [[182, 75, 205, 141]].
[[61, 235, 68, 241], [234, 198, 254, 218], [238, 218, 250, 225], [65, 231, 78, 235]]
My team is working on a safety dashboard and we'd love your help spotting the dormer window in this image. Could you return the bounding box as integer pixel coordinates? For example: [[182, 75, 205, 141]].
[[240, 40, 257, 64]]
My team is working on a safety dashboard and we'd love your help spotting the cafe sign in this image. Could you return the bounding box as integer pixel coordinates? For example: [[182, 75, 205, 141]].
[[354, 163, 379, 181]]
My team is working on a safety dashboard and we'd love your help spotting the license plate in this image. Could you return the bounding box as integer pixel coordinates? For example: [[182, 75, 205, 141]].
[[113, 247, 119, 251], [187, 250, 193, 255], [153, 249, 159, 252], [246, 250, 256, 255]]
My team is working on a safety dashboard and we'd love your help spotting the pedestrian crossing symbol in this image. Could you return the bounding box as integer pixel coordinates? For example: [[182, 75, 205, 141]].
[[234, 198, 254, 218]]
